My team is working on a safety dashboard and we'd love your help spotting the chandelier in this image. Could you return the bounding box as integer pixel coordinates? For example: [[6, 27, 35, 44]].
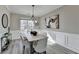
[[31, 5, 37, 23]]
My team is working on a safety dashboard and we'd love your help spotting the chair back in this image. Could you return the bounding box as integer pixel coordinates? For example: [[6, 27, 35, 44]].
[[20, 35, 30, 54], [34, 36, 48, 53]]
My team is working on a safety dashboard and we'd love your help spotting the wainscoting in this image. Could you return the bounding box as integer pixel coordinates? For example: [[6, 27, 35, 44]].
[[47, 30, 79, 53]]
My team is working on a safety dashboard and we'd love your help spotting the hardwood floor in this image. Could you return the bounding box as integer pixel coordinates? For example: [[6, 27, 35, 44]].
[[46, 44, 77, 54], [2, 39, 23, 54], [46, 38, 77, 54], [2, 39, 77, 54]]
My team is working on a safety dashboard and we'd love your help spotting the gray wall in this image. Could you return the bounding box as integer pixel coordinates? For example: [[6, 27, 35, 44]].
[[39, 6, 79, 34], [10, 13, 20, 30], [10, 13, 40, 30], [0, 5, 10, 38]]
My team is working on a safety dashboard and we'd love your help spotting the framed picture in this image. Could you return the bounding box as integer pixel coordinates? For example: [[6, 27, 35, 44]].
[[45, 14, 59, 29]]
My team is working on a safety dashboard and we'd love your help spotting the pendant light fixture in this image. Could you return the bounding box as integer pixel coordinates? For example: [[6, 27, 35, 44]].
[[31, 5, 37, 24]]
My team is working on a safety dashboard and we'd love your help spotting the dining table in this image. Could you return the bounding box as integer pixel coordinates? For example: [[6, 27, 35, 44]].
[[23, 32, 47, 54]]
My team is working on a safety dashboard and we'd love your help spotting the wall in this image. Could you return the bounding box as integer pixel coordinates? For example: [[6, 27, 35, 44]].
[[0, 5, 10, 38], [0, 5, 10, 53], [10, 13, 40, 30], [39, 5, 79, 34], [10, 13, 20, 30]]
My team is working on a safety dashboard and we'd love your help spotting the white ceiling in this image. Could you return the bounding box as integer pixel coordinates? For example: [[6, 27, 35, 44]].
[[8, 5, 62, 17]]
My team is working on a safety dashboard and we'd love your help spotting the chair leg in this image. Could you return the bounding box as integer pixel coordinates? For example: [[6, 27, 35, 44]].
[[43, 51, 46, 54], [23, 45, 25, 54]]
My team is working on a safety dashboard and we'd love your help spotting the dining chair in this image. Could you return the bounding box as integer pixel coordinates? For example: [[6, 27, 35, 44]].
[[33, 37, 48, 54], [20, 35, 30, 54]]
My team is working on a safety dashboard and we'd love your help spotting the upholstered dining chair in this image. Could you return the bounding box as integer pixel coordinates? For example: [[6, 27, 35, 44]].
[[20, 35, 30, 54], [33, 37, 48, 54]]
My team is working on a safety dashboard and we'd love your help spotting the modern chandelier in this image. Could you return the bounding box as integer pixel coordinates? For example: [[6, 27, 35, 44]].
[[31, 5, 37, 23]]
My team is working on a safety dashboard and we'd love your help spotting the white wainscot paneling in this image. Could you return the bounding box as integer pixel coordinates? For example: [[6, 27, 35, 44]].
[[53, 31, 79, 53], [55, 32, 66, 45], [67, 34, 79, 52]]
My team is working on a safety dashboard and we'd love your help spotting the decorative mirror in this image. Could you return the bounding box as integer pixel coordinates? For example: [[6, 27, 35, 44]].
[[2, 14, 8, 28]]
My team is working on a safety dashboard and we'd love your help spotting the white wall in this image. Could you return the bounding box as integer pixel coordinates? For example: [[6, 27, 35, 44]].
[[10, 13, 40, 30], [39, 6, 79, 34], [0, 5, 10, 53]]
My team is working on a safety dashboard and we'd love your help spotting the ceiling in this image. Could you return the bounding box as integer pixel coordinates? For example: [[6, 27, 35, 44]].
[[8, 5, 63, 17]]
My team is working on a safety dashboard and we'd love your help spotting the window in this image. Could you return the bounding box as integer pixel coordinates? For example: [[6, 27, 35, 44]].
[[20, 20, 34, 30]]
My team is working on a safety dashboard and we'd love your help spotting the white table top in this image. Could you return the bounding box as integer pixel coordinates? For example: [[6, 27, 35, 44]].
[[23, 32, 47, 42]]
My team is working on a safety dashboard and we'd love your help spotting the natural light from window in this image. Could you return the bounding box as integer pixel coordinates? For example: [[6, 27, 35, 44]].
[[20, 20, 34, 31]]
